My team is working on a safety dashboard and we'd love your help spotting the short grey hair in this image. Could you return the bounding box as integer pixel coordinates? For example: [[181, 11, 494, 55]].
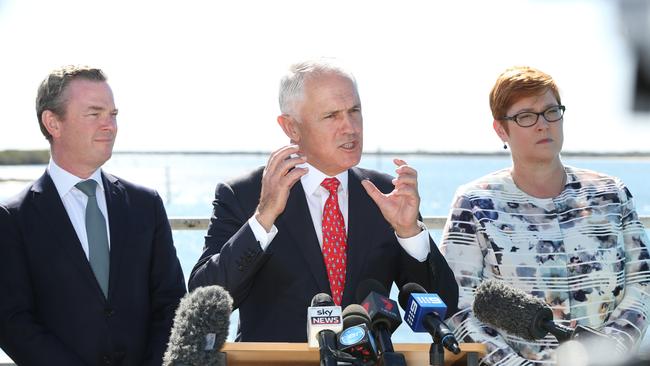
[[278, 58, 357, 115]]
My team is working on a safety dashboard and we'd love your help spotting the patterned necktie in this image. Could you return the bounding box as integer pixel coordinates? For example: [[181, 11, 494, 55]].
[[321, 177, 347, 305], [75, 180, 110, 298]]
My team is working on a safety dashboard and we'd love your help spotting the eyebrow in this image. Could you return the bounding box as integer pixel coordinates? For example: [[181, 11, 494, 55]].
[[513, 103, 558, 114], [323, 104, 361, 115], [87, 106, 119, 114]]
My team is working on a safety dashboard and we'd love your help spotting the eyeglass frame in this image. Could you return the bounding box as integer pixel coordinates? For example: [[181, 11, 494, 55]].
[[501, 105, 566, 128]]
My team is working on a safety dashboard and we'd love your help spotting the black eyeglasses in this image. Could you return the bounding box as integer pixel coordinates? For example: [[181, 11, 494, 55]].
[[502, 105, 566, 128]]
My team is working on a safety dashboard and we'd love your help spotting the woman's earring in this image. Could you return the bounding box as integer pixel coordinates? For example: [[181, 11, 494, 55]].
[[503, 143, 508, 150]]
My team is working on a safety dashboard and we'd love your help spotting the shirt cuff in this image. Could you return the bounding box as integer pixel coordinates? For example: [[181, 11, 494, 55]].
[[394, 222, 430, 262], [248, 215, 278, 251]]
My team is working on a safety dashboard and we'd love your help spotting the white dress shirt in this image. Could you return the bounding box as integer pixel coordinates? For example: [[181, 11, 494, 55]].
[[48, 159, 111, 259], [248, 162, 430, 262]]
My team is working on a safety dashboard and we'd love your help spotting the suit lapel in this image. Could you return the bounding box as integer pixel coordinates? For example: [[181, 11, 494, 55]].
[[30, 171, 104, 299], [342, 168, 377, 304], [102, 172, 127, 301], [277, 181, 330, 294]]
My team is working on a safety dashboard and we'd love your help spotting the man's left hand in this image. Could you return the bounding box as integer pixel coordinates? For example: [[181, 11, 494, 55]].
[[361, 158, 421, 238]]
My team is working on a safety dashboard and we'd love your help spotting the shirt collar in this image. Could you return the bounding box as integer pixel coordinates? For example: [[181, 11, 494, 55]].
[[298, 162, 348, 197], [47, 158, 104, 198]]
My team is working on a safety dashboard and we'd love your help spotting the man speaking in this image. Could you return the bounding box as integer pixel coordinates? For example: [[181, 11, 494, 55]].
[[188, 59, 458, 342]]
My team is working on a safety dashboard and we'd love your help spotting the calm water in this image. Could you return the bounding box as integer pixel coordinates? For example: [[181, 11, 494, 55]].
[[1, 153, 649, 359]]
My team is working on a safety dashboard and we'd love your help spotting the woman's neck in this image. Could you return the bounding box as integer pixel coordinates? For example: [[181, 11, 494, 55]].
[[511, 157, 566, 199]]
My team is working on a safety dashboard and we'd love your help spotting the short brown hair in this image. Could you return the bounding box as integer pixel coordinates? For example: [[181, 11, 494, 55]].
[[35, 65, 107, 141], [489, 66, 561, 123]]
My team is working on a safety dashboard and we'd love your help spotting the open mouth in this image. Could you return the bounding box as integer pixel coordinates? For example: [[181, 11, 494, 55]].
[[339, 141, 357, 150]]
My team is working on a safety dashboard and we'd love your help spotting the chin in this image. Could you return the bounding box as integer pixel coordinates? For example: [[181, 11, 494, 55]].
[[345, 155, 362, 169]]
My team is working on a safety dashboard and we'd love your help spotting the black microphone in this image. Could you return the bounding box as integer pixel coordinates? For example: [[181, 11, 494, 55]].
[[356, 279, 406, 366], [337, 304, 378, 364], [473, 280, 608, 343], [398, 283, 461, 355], [162, 285, 232, 366], [307, 293, 343, 366]]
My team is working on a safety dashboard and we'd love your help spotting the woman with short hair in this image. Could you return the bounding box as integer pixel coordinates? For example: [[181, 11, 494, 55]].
[[441, 66, 650, 365]]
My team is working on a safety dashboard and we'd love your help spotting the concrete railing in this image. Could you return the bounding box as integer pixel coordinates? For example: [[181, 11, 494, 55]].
[[169, 216, 650, 230]]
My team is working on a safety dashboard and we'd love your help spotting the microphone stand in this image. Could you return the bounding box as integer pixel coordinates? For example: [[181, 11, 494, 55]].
[[429, 342, 445, 366]]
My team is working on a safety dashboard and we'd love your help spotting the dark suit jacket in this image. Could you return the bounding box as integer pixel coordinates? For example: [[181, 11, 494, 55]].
[[0, 171, 187, 366], [188, 166, 458, 342]]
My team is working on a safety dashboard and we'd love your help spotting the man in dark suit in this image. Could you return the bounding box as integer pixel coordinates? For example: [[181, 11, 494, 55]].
[[0, 66, 186, 365], [189, 59, 458, 342]]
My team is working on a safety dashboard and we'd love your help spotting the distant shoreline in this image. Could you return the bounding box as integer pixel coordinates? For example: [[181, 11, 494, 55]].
[[112, 150, 650, 159], [4, 149, 650, 166], [0, 150, 50, 165]]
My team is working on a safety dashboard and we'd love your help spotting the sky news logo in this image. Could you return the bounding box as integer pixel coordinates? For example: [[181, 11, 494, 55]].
[[310, 316, 342, 325]]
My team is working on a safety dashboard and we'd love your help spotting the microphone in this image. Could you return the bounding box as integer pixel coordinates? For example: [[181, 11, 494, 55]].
[[473, 280, 609, 343], [337, 304, 378, 363], [162, 285, 232, 366], [356, 279, 406, 366], [307, 293, 343, 366], [398, 283, 461, 355]]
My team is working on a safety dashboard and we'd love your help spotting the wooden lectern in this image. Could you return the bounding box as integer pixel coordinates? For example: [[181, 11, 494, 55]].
[[222, 342, 486, 366]]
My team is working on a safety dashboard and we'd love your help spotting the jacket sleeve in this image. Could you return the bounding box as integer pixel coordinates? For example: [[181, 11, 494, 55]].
[[0, 205, 87, 366], [144, 193, 187, 366], [187, 182, 269, 309], [597, 181, 650, 353], [440, 193, 534, 366]]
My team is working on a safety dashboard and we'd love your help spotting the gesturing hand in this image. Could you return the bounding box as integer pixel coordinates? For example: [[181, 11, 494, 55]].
[[361, 158, 421, 238], [255, 145, 308, 231]]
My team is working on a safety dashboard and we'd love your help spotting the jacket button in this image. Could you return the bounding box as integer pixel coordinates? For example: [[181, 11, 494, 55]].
[[103, 355, 111, 365], [105, 308, 115, 317]]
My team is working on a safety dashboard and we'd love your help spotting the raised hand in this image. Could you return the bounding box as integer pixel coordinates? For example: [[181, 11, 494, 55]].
[[361, 158, 421, 238], [255, 145, 308, 231]]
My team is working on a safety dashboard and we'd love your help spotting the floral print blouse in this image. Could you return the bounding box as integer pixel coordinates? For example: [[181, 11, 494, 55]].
[[440, 166, 650, 365]]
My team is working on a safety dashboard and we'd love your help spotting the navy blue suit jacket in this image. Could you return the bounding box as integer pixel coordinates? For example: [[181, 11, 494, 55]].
[[188, 166, 458, 342], [0, 171, 186, 365]]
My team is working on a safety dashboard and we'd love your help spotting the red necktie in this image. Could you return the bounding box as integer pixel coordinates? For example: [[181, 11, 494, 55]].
[[321, 177, 347, 305]]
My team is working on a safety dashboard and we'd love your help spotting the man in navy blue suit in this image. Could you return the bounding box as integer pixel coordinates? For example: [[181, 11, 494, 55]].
[[189, 59, 458, 342], [0, 66, 186, 365]]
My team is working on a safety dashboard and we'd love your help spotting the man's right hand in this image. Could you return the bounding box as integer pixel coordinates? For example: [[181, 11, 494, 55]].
[[255, 145, 308, 232]]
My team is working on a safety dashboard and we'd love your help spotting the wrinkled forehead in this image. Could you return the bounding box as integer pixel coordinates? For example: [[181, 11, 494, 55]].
[[302, 72, 359, 102]]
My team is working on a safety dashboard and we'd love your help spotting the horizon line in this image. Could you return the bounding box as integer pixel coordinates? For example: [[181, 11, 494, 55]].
[[109, 150, 650, 158]]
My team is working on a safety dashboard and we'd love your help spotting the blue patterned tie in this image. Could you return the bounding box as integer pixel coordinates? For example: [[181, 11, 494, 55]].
[[76, 180, 110, 298]]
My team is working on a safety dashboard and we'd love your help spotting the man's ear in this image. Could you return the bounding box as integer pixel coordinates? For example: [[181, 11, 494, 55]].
[[277, 114, 301, 142], [42, 110, 62, 139], [493, 119, 509, 143]]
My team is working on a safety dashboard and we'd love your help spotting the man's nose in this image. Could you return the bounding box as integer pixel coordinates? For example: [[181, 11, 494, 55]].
[[341, 112, 361, 133]]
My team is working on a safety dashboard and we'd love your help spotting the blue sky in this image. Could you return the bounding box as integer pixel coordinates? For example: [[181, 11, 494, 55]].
[[1, 0, 648, 153]]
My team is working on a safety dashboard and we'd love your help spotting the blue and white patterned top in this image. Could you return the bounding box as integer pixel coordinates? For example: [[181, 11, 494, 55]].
[[440, 166, 650, 365]]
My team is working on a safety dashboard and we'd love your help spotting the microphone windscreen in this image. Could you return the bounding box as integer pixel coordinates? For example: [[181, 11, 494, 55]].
[[398, 282, 427, 310], [342, 304, 371, 328], [357, 280, 402, 335], [312, 292, 335, 307], [163, 285, 233, 366], [473, 280, 547, 340], [356, 278, 388, 303]]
